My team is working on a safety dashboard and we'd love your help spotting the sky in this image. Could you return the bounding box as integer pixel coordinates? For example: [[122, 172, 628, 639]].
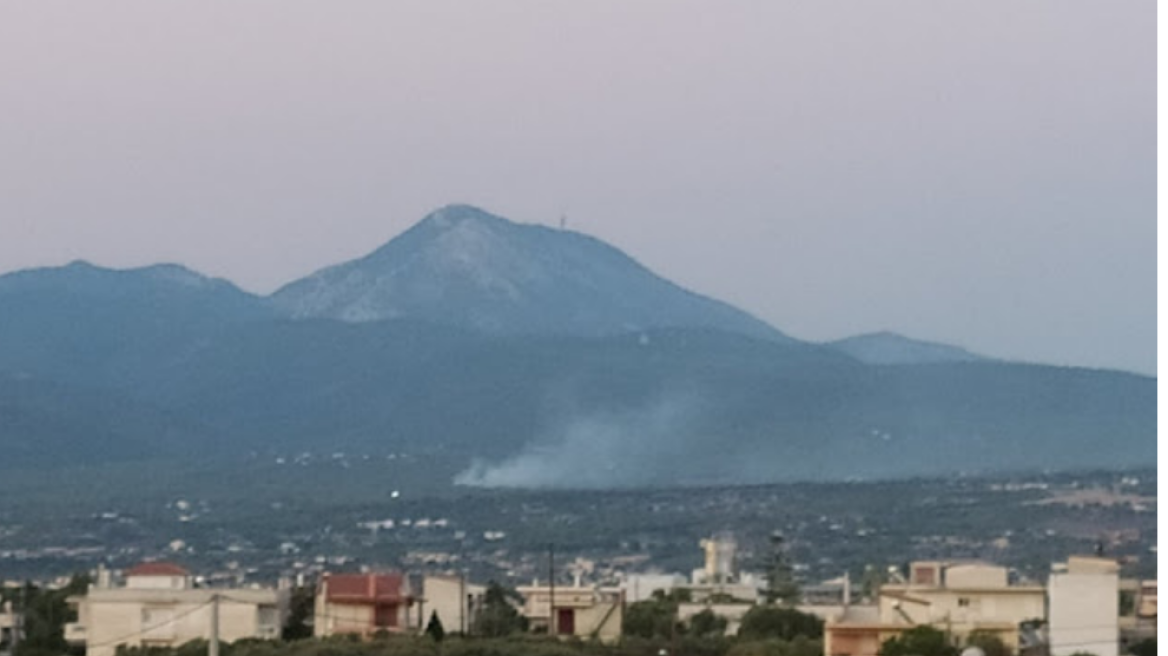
[[0, 2, 1155, 375]]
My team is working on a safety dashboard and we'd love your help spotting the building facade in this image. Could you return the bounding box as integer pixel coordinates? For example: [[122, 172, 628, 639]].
[[1048, 556, 1120, 656], [420, 575, 484, 635], [825, 561, 1045, 656], [313, 572, 413, 637], [515, 584, 623, 643], [66, 563, 287, 656]]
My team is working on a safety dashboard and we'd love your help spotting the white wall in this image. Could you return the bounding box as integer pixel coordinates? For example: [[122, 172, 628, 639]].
[[1048, 570, 1119, 656], [623, 575, 686, 603]]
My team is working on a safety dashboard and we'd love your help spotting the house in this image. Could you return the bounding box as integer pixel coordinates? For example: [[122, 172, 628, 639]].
[[66, 562, 288, 656], [515, 584, 622, 643], [313, 572, 414, 637], [0, 601, 19, 656], [1118, 577, 1156, 648], [420, 575, 485, 635], [1048, 556, 1120, 656], [824, 561, 1045, 656], [675, 574, 853, 637]]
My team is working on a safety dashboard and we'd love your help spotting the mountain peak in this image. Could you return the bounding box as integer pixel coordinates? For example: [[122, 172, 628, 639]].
[[419, 204, 508, 231], [271, 205, 789, 341]]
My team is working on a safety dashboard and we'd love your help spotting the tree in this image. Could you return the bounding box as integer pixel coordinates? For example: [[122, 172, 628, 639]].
[[425, 611, 446, 642], [472, 582, 528, 637], [653, 588, 693, 603], [737, 606, 822, 641], [1129, 638, 1157, 656], [859, 565, 889, 601], [686, 609, 728, 638], [281, 586, 314, 641], [13, 574, 90, 656], [966, 631, 1011, 656], [623, 597, 678, 639], [878, 626, 958, 656], [764, 533, 800, 606]]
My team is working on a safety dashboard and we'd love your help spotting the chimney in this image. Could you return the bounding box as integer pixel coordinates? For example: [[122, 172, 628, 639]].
[[842, 571, 851, 607]]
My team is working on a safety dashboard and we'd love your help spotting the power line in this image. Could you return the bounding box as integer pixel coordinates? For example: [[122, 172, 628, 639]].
[[218, 593, 417, 633], [85, 600, 214, 649]]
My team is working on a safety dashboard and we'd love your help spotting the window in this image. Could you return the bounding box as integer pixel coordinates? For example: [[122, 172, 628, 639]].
[[956, 597, 980, 611], [258, 606, 280, 637], [141, 608, 176, 640]]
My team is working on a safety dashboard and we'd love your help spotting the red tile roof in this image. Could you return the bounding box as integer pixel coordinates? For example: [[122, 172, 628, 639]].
[[323, 573, 407, 604], [126, 562, 190, 577]]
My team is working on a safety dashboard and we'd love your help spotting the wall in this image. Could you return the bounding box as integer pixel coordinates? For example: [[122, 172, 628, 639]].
[[623, 575, 686, 603], [1049, 570, 1119, 656], [314, 599, 374, 637], [944, 565, 1008, 588], [125, 576, 189, 590], [423, 576, 483, 635], [81, 592, 282, 656], [515, 586, 622, 643]]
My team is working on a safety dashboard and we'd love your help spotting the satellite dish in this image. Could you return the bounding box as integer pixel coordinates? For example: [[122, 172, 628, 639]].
[[960, 647, 986, 656]]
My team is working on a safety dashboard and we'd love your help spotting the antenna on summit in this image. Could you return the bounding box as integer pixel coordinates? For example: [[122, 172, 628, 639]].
[[559, 213, 567, 231]]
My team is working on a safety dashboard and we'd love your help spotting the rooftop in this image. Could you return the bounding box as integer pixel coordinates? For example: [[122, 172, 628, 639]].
[[125, 562, 190, 577]]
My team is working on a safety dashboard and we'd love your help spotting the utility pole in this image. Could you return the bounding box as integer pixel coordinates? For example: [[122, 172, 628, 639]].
[[459, 572, 466, 634], [11, 586, 24, 656], [548, 543, 555, 636], [459, 539, 467, 634], [208, 594, 219, 656]]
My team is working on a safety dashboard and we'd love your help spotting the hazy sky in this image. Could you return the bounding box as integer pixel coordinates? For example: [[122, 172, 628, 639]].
[[0, 2, 1155, 374]]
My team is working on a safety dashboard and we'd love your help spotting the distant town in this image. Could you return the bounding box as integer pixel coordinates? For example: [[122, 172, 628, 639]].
[[0, 466, 1155, 656], [0, 530, 1154, 656]]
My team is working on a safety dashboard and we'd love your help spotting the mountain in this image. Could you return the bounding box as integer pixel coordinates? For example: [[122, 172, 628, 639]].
[[0, 374, 215, 468], [827, 331, 988, 365], [3, 318, 1147, 486], [0, 260, 272, 388], [270, 205, 789, 341], [0, 207, 1155, 487]]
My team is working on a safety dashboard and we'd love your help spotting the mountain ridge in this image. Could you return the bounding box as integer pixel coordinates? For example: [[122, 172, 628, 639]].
[[826, 331, 990, 365], [268, 204, 792, 341], [0, 205, 1153, 486]]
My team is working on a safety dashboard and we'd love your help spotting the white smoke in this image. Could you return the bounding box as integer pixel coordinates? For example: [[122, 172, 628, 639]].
[[454, 395, 701, 489]]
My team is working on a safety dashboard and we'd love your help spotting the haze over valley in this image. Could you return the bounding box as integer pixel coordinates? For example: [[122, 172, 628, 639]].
[[0, 205, 1153, 489]]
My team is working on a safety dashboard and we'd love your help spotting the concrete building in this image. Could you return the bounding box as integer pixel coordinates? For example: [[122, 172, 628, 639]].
[[515, 584, 622, 643], [1048, 556, 1120, 656], [314, 572, 414, 637], [697, 533, 738, 585], [66, 563, 288, 656], [622, 574, 688, 603], [0, 601, 19, 656], [1118, 577, 1156, 648], [825, 561, 1044, 656], [420, 575, 484, 635]]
